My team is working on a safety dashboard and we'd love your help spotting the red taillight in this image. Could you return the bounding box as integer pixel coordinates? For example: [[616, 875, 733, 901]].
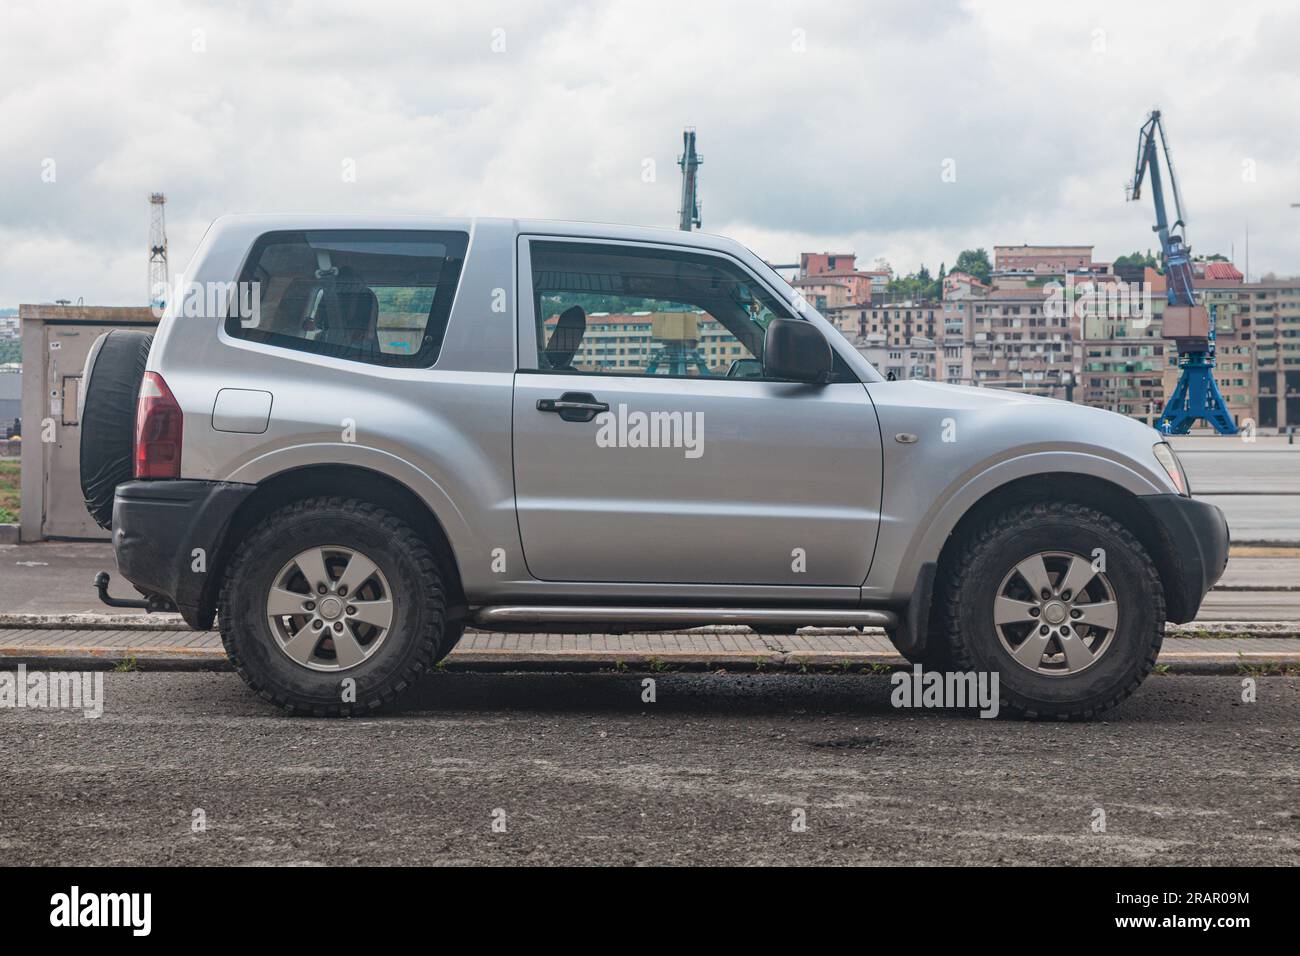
[[134, 372, 183, 479]]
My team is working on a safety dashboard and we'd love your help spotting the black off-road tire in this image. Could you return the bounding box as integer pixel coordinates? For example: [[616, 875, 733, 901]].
[[79, 329, 153, 528], [434, 622, 466, 664], [897, 625, 956, 671], [938, 501, 1164, 720], [218, 497, 448, 716]]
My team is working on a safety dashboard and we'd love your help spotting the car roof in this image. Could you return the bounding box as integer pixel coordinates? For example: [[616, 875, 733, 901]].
[[204, 214, 748, 256]]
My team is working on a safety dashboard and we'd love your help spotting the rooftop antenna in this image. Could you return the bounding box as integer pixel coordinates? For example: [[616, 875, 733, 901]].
[[677, 128, 702, 231], [149, 193, 169, 309]]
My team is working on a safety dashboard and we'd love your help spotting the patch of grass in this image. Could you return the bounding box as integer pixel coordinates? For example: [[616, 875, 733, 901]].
[[1153, 663, 1171, 675], [1178, 628, 1251, 640], [0, 458, 18, 521], [112, 656, 140, 673], [1237, 660, 1300, 677]]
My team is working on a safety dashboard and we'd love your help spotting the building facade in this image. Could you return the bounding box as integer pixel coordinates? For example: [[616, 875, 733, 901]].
[[969, 288, 1076, 398], [804, 247, 1294, 430], [994, 245, 1095, 275]]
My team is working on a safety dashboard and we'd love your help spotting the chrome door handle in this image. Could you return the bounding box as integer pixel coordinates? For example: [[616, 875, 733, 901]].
[[536, 392, 609, 422]]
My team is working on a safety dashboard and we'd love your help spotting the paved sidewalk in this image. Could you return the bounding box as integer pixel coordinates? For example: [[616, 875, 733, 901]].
[[1, 625, 1296, 673]]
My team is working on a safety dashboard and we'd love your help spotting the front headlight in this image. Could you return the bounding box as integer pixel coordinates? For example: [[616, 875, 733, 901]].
[[1153, 442, 1190, 496]]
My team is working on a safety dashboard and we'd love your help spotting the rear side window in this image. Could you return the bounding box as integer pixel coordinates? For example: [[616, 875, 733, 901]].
[[227, 230, 468, 367]]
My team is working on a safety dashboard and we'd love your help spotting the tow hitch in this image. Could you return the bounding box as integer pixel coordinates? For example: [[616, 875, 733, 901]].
[[93, 571, 177, 613]]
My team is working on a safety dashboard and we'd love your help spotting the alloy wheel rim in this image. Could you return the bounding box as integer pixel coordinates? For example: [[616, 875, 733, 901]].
[[993, 550, 1119, 676], [266, 545, 394, 672]]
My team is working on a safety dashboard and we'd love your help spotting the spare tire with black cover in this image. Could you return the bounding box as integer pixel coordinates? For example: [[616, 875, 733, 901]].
[[79, 329, 153, 529]]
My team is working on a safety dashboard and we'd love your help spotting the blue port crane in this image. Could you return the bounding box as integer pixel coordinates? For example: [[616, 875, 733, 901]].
[[1127, 109, 1236, 434]]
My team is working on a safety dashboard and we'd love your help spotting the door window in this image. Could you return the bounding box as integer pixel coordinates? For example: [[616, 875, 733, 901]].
[[528, 241, 805, 380]]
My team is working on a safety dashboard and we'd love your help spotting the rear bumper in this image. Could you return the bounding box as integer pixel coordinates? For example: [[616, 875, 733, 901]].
[[1139, 493, 1230, 624], [113, 479, 255, 629]]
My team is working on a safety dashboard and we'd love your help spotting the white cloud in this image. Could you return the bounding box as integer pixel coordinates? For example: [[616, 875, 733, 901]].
[[1, 0, 1298, 305]]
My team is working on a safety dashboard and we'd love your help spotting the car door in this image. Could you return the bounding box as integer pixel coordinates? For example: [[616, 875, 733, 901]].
[[511, 236, 882, 586]]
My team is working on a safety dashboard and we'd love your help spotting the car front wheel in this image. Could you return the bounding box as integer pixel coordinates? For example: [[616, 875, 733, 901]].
[[940, 501, 1164, 719]]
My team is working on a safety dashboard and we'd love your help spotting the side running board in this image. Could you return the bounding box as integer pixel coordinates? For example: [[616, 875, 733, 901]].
[[473, 605, 898, 630]]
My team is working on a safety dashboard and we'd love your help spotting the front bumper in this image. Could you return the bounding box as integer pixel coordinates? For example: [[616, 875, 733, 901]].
[[113, 479, 256, 629], [1139, 493, 1230, 624]]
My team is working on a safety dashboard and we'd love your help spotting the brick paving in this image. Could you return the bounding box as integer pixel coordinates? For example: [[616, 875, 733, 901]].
[[0, 626, 1296, 671]]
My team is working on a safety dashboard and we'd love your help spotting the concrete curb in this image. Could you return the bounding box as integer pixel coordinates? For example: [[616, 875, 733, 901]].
[[0, 612, 191, 630], [1, 645, 1295, 675]]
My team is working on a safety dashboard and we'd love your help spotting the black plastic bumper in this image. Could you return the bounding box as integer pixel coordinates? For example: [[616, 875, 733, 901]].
[[113, 479, 256, 629], [1139, 493, 1230, 624]]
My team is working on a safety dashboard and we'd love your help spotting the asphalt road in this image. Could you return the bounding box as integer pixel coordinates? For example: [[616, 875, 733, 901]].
[[1, 672, 1294, 865], [1172, 436, 1300, 494], [1171, 436, 1300, 543]]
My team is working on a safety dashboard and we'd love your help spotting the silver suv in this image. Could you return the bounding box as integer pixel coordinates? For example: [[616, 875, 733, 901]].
[[79, 216, 1229, 718]]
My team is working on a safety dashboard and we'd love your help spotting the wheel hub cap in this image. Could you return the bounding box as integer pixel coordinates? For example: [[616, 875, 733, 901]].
[[992, 550, 1120, 677], [265, 545, 395, 672]]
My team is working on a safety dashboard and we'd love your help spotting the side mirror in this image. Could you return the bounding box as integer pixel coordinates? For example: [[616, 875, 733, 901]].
[[763, 318, 833, 384]]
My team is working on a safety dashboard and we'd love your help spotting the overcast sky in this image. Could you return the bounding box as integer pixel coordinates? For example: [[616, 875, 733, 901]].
[[2, 0, 1298, 306]]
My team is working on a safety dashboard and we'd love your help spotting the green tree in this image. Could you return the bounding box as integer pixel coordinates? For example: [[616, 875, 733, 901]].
[[1113, 250, 1159, 271], [885, 263, 941, 301], [953, 248, 992, 284]]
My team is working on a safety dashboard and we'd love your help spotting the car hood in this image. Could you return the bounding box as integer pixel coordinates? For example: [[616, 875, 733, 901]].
[[864, 379, 1172, 489]]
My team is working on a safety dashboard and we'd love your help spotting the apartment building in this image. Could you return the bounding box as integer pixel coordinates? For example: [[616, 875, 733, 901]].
[[1073, 264, 1293, 429], [857, 301, 943, 380], [939, 300, 972, 385], [861, 301, 941, 344], [802, 245, 1294, 429], [1072, 271, 1167, 424], [822, 304, 870, 339], [792, 275, 853, 311], [969, 288, 1076, 398], [797, 252, 888, 304], [855, 332, 939, 382], [942, 270, 988, 300], [1189, 276, 1300, 429], [800, 252, 856, 276], [994, 245, 1095, 275]]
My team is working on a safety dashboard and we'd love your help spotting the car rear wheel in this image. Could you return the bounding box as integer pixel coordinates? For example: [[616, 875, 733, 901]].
[[219, 497, 449, 715], [940, 501, 1164, 719]]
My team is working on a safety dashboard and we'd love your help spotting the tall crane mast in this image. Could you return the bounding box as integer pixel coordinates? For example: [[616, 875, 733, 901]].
[[677, 128, 702, 232], [1127, 110, 1236, 434], [148, 193, 170, 310]]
